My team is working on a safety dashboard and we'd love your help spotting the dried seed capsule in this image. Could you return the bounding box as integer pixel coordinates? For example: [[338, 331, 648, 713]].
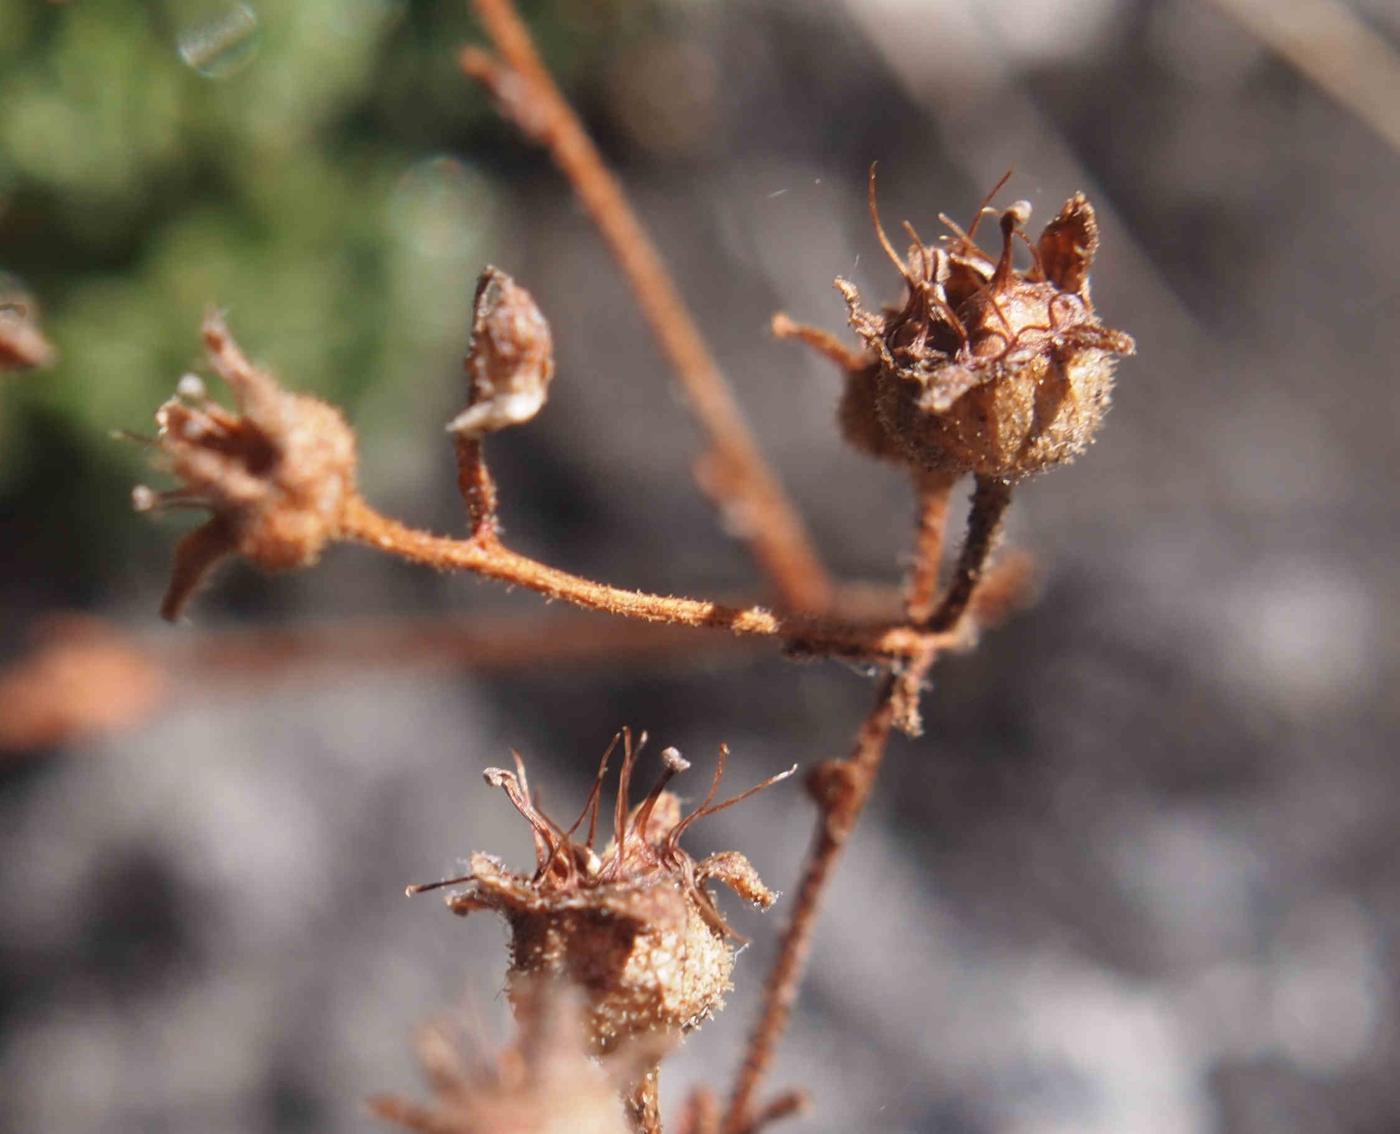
[[411, 733, 793, 1056], [135, 312, 358, 620], [837, 176, 1135, 480], [448, 266, 555, 439]]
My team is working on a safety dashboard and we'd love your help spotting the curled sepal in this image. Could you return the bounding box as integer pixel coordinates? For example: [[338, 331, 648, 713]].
[[697, 850, 779, 911]]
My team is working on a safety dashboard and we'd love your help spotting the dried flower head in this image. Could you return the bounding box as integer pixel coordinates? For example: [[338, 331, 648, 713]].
[[370, 977, 634, 1134], [411, 732, 793, 1055], [0, 299, 55, 371], [448, 266, 555, 439], [835, 170, 1134, 480], [133, 312, 358, 621]]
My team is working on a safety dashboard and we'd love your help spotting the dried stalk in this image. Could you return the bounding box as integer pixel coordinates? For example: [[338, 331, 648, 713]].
[[927, 474, 1013, 632], [1209, 0, 1400, 155], [337, 492, 947, 664], [722, 664, 929, 1132], [461, 0, 832, 613], [454, 434, 499, 541], [721, 480, 954, 1131], [627, 1066, 662, 1134], [905, 469, 957, 623]]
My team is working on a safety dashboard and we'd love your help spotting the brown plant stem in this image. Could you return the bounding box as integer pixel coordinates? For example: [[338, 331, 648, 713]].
[[627, 1066, 662, 1134], [678, 1088, 719, 1134], [905, 469, 957, 623], [337, 493, 947, 663], [927, 474, 1014, 631], [721, 663, 928, 1133], [454, 434, 499, 540], [721, 479, 952, 1130], [461, 0, 832, 613]]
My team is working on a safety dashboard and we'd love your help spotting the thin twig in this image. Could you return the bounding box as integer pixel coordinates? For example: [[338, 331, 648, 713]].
[[721, 664, 926, 1132], [461, 0, 832, 612], [927, 474, 1013, 632], [627, 1065, 663, 1134], [741, 1089, 809, 1133], [905, 469, 957, 623], [0, 610, 747, 754], [1209, 0, 1400, 155], [721, 475, 952, 1130], [678, 1088, 719, 1134], [454, 435, 500, 541], [338, 493, 947, 663]]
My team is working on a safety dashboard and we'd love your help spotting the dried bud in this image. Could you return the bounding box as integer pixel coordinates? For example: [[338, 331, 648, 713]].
[[835, 172, 1134, 480], [0, 300, 55, 371], [448, 266, 555, 438], [135, 312, 358, 620], [370, 977, 634, 1134], [411, 732, 793, 1055]]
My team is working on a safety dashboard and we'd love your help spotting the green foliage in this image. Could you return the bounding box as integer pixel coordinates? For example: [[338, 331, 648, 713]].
[[0, 0, 643, 499]]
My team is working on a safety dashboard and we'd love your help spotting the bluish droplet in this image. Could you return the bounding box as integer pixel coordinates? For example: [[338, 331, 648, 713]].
[[176, 2, 260, 79]]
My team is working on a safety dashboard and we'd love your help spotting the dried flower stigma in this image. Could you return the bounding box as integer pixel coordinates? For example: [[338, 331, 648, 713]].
[[134, 312, 358, 621], [411, 731, 794, 1055]]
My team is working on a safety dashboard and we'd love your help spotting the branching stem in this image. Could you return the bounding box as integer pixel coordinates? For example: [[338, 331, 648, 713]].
[[462, 0, 832, 612], [337, 494, 946, 664], [721, 475, 954, 1130]]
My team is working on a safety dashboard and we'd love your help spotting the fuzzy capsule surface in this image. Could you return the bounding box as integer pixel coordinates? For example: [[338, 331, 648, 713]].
[[422, 740, 789, 1055], [839, 189, 1134, 480]]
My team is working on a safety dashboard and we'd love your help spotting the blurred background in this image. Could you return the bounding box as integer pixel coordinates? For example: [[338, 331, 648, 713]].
[[2, 0, 1398, 1131]]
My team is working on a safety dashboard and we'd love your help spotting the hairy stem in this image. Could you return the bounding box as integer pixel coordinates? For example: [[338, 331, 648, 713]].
[[462, 0, 832, 612], [453, 435, 499, 541], [721, 662, 928, 1132], [905, 469, 957, 623], [722, 473, 952, 1129], [627, 1065, 663, 1134], [336, 494, 946, 663], [927, 474, 1014, 631]]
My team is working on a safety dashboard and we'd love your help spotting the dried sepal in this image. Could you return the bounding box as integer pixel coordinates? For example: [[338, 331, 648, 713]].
[[696, 851, 778, 910], [369, 978, 634, 1134], [411, 732, 794, 1055], [133, 312, 358, 620], [448, 266, 555, 439]]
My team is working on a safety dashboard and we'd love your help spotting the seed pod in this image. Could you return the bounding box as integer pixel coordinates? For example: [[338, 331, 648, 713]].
[[134, 312, 358, 620], [834, 173, 1134, 480], [448, 266, 555, 439], [411, 733, 793, 1055]]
